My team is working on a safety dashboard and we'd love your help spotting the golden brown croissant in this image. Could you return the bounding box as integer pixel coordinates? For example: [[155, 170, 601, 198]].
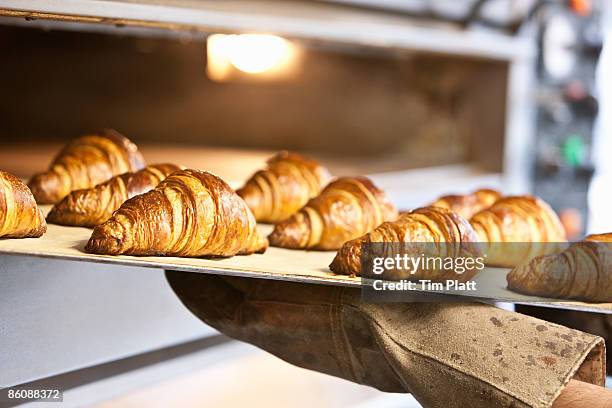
[[470, 196, 566, 267], [237, 151, 332, 223], [268, 176, 398, 250], [28, 129, 145, 204], [330, 206, 482, 282], [85, 169, 268, 257], [47, 164, 183, 227], [430, 188, 501, 219], [0, 170, 46, 238], [585, 233, 612, 242], [507, 233, 612, 302]]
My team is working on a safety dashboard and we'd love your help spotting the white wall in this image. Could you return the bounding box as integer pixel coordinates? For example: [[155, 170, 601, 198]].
[[588, 3, 612, 234]]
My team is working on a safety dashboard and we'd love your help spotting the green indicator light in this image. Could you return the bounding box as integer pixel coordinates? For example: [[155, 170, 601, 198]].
[[561, 135, 585, 167]]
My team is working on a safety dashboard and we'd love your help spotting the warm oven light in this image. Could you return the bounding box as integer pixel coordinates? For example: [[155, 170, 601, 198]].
[[206, 34, 300, 82]]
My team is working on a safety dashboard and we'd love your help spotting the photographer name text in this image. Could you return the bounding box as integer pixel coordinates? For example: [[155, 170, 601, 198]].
[[372, 279, 477, 291]]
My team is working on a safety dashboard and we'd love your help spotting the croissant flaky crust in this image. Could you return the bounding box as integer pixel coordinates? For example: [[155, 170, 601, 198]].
[[430, 188, 501, 219], [330, 206, 482, 281], [28, 129, 145, 204], [507, 233, 612, 302], [237, 151, 332, 223], [85, 169, 268, 257], [0, 170, 46, 238], [470, 195, 567, 267], [268, 176, 398, 250], [47, 164, 183, 227]]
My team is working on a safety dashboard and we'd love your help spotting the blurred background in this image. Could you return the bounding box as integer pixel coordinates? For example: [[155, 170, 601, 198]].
[[0, 0, 610, 407]]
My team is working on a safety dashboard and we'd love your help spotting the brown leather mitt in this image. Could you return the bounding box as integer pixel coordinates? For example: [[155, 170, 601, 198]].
[[507, 233, 612, 302], [0, 170, 46, 238], [268, 176, 398, 250], [85, 169, 268, 257], [236, 151, 332, 223], [166, 272, 607, 408], [47, 163, 183, 227], [470, 195, 567, 267], [430, 188, 501, 219], [330, 206, 481, 282], [28, 129, 145, 204], [516, 306, 612, 375]]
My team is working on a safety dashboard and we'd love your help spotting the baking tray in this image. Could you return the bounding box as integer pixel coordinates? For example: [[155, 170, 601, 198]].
[[0, 206, 610, 314]]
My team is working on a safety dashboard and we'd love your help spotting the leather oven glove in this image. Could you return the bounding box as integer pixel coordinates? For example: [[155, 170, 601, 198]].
[[166, 271, 606, 408]]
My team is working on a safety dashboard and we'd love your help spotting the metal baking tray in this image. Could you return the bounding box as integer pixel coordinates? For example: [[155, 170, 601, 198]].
[[0, 206, 610, 314]]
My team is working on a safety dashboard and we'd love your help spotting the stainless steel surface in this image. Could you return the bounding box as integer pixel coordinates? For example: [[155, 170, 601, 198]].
[[0, 0, 533, 60], [0, 255, 214, 387], [503, 54, 537, 194]]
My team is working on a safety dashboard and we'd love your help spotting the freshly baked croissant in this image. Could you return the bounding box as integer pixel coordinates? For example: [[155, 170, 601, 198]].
[[507, 233, 612, 302], [0, 170, 46, 238], [470, 195, 566, 267], [237, 151, 331, 223], [268, 176, 398, 250], [28, 129, 145, 204], [85, 169, 268, 257], [330, 206, 482, 282], [430, 188, 501, 219], [47, 164, 183, 227], [585, 233, 612, 242]]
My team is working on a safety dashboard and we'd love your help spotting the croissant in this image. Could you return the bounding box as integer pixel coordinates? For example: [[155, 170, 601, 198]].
[[237, 151, 332, 223], [47, 164, 183, 227], [507, 233, 612, 302], [470, 195, 566, 267], [430, 188, 501, 219], [330, 206, 482, 282], [28, 129, 145, 204], [85, 169, 268, 257], [268, 176, 398, 250], [0, 170, 46, 238]]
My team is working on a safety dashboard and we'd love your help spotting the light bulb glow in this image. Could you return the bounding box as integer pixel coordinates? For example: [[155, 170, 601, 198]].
[[228, 34, 289, 74], [206, 33, 299, 81]]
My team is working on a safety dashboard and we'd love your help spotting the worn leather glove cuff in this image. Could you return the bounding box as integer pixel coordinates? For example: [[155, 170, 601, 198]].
[[166, 271, 606, 408]]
